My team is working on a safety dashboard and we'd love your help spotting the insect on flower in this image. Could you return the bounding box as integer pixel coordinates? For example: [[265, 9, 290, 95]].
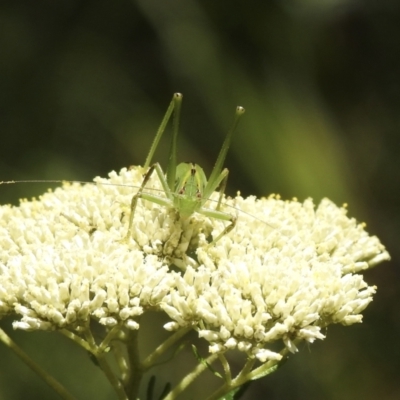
[[0, 94, 251, 248], [123, 93, 245, 245]]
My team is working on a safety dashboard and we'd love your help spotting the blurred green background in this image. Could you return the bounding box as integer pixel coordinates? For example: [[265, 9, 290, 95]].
[[0, 0, 398, 399]]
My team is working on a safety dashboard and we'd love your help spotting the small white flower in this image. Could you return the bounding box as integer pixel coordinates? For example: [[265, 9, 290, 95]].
[[254, 348, 283, 362]]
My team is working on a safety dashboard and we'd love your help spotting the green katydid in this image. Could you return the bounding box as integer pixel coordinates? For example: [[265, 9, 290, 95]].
[[124, 92, 245, 245], [0, 93, 246, 245]]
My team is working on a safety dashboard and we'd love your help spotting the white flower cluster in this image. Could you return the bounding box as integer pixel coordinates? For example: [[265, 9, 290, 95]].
[[0, 168, 390, 362]]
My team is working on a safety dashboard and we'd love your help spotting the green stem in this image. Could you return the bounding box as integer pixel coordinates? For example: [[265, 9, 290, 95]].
[[99, 324, 124, 352], [83, 327, 128, 400], [206, 344, 295, 400], [246, 342, 295, 381], [205, 358, 256, 400], [141, 326, 192, 370], [234, 357, 256, 383], [113, 339, 130, 384], [124, 325, 192, 398], [96, 355, 129, 400], [247, 357, 284, 382], [100, 325, 131, 385], [163, 353, 219, 400], [59, 329, 92, 352], [218, 354, 232, 384], [125, 329, 142, 399], [0, 328, 77, 400]]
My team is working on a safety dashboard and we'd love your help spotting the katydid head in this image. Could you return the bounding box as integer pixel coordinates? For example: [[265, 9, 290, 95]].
[[173, 162, 207, 218]]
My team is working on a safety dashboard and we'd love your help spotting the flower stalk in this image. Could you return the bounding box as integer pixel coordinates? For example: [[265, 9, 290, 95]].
[[0, 328, 77, 400]]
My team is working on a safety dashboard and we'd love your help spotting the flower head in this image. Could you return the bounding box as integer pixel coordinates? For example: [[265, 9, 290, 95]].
[[0, 168, 390, 361]]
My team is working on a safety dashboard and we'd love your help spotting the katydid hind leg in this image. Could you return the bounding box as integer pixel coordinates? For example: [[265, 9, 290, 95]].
[[199, 167, 229, 210], [203, 106, 245, 202], [129, 93, 182, 241], [216, 169, 229, 211], [144, 93, 183, 170], [166, 93, 183, 193]]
